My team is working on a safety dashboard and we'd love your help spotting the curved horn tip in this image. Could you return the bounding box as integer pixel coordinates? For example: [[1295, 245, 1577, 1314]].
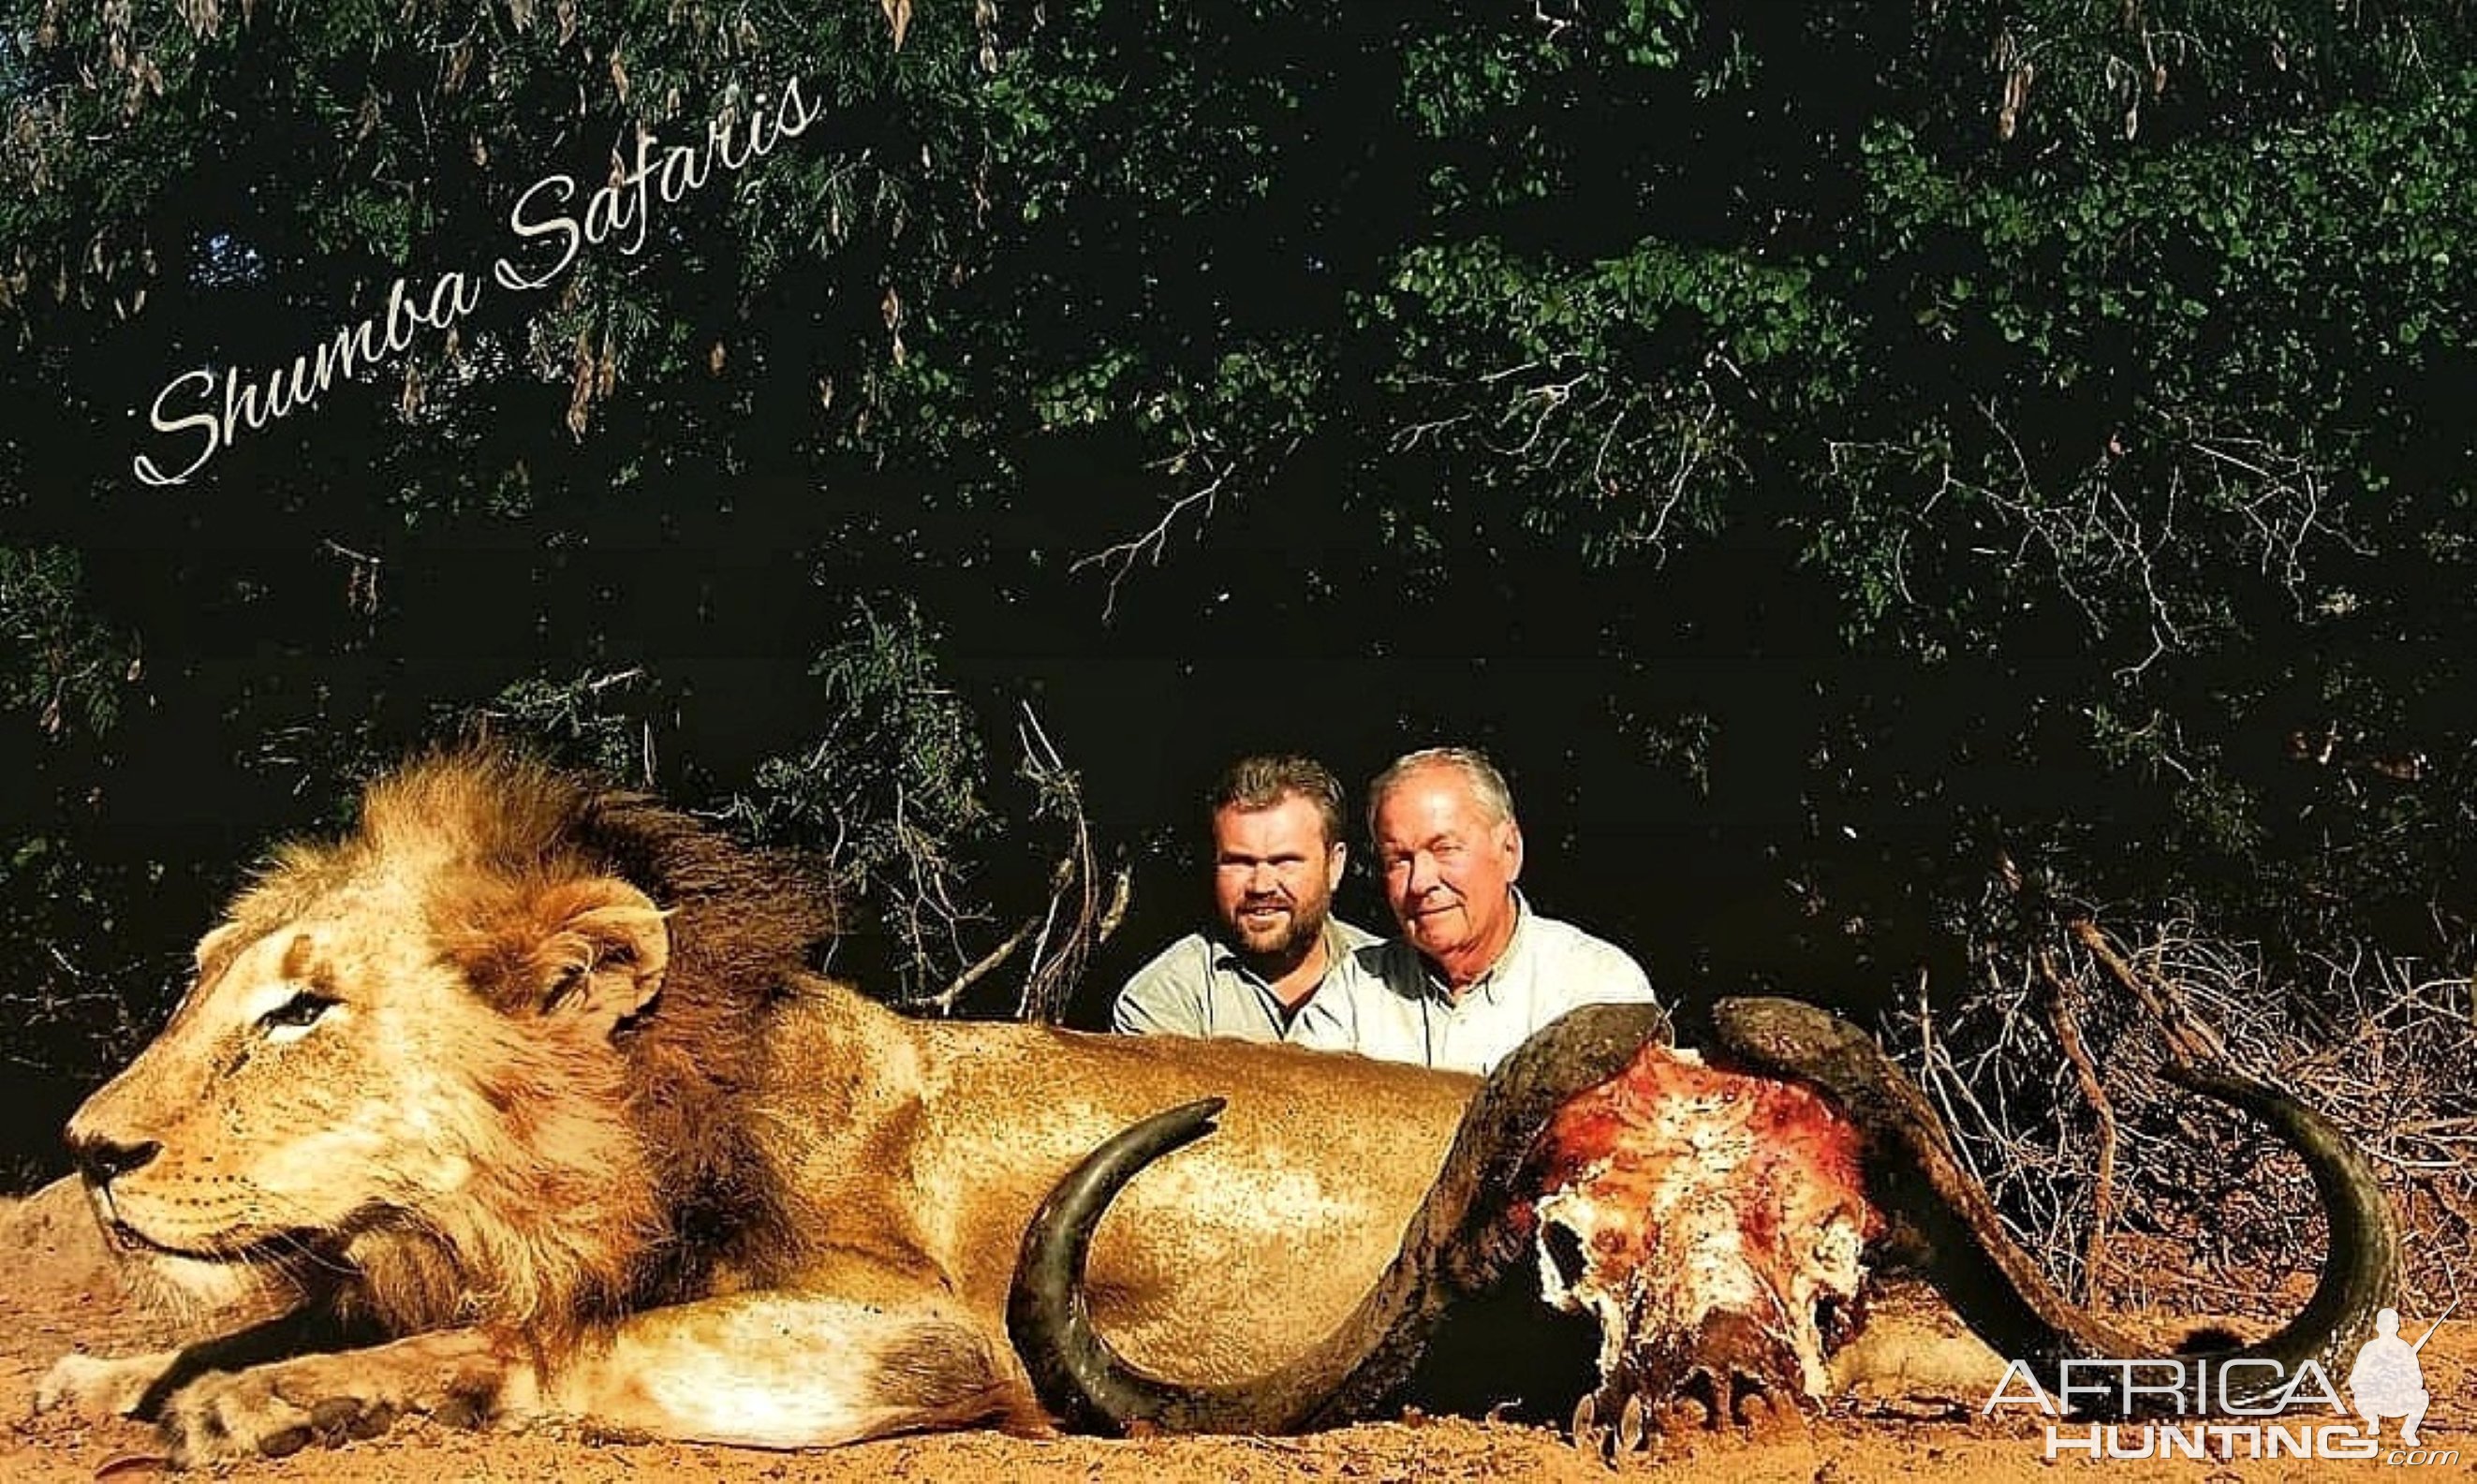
[[1545, 1000, 1674, 1059], [1150, 1096, 1229, 1143], [1713, 995, 1869, 1050]]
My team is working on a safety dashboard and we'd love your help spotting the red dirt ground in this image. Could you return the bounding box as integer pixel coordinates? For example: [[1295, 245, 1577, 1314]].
[[1, 1180, 2464, 1483]]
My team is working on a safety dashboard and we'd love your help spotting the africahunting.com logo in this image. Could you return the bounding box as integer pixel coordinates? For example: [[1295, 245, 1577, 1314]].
[[1983, 1307, 2457, 1466]]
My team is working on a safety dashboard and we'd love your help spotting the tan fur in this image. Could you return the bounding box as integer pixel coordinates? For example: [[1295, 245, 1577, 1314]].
[[41, 749, 1488, 1463]]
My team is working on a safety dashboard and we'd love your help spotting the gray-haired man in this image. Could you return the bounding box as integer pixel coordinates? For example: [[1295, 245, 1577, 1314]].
[[1322, 746, 1659, 1073]]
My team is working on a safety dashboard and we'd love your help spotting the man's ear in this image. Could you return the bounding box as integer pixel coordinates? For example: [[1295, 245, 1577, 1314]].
[[514, 878, 671, 1035], [1499, 819, 1525, 883], [1325, 841, 1349, 893]]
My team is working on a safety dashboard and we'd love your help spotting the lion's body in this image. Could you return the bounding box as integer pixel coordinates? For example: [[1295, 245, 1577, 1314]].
[[756, 996, 1477, 1378], [39, 751, 1480, 1461]]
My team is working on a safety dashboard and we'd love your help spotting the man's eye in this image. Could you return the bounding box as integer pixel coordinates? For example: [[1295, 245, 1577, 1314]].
[[259, 990, 336, 1034]]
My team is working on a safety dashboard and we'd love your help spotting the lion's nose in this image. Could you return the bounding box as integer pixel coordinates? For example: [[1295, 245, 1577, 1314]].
[[67, 1130, 161, 1187]]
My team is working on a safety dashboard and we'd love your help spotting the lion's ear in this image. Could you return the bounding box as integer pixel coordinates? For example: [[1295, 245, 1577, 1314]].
[[518, 879, 671, 1034], [193, 921, 249, 977]]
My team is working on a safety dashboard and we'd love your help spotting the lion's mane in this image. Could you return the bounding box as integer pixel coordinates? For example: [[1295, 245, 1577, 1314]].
[[220, 749, 841, 1349]]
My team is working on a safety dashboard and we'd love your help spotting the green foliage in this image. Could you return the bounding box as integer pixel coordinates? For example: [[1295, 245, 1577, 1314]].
[[468, 669, 658, 786], [0, 548, 137, 739], [1, 0, 2473, 1195], [724, 598, 999, 1000]]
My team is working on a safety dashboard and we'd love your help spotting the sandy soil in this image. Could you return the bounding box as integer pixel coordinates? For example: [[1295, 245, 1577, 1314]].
[[0, 1180, 2463, 1484]]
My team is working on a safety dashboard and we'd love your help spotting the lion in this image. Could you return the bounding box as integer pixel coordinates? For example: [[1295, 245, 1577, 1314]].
[[36, 749, 2399, 1465], [34, 747, 1670, 1464]]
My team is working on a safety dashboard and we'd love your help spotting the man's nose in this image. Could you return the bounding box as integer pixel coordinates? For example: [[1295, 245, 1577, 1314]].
[[1405, 850, 1440, 893]]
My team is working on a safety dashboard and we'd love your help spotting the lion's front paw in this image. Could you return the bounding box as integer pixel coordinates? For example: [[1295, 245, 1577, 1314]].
[[157, 1355, 405, 1465], [36, 1349, 180, 1420], [152, 1330, 510, 1465]]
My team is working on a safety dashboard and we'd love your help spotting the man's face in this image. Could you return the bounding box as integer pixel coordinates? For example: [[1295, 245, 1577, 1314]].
[[1373, 766, 1523, 980], [1211, 795, 1345, 962]]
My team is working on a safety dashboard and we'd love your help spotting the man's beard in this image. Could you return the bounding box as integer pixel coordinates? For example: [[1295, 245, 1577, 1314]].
[[1229, 895, 1327, 963]]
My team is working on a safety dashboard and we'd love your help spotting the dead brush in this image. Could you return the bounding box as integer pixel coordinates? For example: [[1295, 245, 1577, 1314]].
[[1890, 875, 2474, 1324]]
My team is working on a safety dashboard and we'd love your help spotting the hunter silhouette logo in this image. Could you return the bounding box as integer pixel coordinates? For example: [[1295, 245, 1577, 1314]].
[[1983, 1305, 2463, 1464], [2350, 1305, 2450, 1447]]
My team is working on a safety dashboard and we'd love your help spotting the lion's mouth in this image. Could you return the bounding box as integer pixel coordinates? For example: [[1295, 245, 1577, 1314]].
[[101, 1213, 342, 1270]]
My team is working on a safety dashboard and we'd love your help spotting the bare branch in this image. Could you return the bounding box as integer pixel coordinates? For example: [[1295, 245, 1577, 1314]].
[[1070, 432, 1301, 622]]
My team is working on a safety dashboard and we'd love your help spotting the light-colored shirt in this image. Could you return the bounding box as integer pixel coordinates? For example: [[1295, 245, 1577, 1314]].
[[1294, 893, 1657, 1073], [1110, 918, 1381, 1044]]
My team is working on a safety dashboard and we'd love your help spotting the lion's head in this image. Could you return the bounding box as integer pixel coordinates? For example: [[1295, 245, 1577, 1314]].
[[64, 749, 837, 1342]]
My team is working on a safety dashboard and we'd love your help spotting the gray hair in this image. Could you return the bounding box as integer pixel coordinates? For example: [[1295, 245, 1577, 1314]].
[[1209, 754, 1348, 851], [1364, 746, 1517, 843]]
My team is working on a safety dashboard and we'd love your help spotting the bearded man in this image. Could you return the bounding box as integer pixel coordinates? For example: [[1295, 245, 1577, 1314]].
[[1110, 754, 1379, 1042]]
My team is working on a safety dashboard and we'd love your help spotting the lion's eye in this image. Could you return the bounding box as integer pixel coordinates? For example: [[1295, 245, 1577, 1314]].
[[258, 989, 337, 1042]]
